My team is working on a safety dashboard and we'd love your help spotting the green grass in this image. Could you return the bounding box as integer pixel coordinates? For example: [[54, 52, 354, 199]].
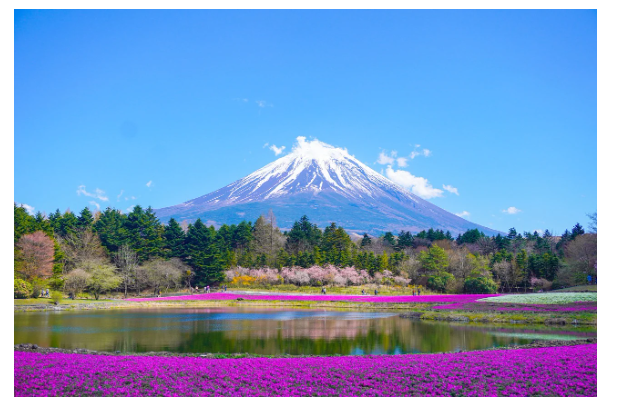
[[413, 309, 597, 325], [479, 292, 597, 305], [14, 298, 112, 305], [553, 285, 597, 293]]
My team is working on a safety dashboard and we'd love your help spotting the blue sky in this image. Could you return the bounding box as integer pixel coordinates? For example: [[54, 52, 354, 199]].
[[14, 9, 596, 235]]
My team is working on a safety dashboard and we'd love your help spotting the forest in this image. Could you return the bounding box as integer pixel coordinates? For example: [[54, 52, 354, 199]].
[[14, 204, 597, 298]]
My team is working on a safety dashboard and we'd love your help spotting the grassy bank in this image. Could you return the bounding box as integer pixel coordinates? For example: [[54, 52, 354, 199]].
[[405, 309, 597, 325]]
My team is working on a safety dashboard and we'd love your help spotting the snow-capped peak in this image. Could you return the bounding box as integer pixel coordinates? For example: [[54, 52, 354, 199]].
[[177, 136, 418, 207], [156, 136, 500, 236]]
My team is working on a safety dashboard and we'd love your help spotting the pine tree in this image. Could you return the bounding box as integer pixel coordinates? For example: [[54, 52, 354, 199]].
[[382, 232, 396, 246], [94, 208, 128, 254], [164, 218, 186, 259], [360, 233, 372, 248], [185, 219, 225, 285], [286, 215, 322, 254], [57, 210, 79, 237], [571, 223, 585, 240], [124, 206, 165, 261], [77, 207, 94, 231]]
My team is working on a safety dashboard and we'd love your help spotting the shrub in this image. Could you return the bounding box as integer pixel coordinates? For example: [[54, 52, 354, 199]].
[[30, 278, 48, 298], [14, 278, 32, 299], [426, 272, 455, 293], [50, 290, 63, 305], [464, 277, 498, 294]]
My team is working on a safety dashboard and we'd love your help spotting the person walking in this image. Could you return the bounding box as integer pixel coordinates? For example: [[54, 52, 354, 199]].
[[374, 289, 378, 296]]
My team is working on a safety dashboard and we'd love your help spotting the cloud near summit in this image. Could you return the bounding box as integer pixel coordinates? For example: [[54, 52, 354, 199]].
[[385, 166, 443, 199]]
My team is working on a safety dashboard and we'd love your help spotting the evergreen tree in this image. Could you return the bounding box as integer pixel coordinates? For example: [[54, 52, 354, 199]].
[[34, 212, 54, 237], [360, 233, 372, 248], [57, 210, 79, 237], [234, 221, 253, 250], [321, 223, 353, 259], [286, 215, 322, 254], [14, 204, 37, 242], [124, 206, 165, 261], [571, 223, 585, 240], [94, 208, 128, 254], [382, 232, 396, 246], [48, 209, 63, 235], [458, 229, 484, 245], [164, 218, 187, 259], [77, 207, 94, 231], [395, 230, 414, 250], [184, 219, 225, 285]]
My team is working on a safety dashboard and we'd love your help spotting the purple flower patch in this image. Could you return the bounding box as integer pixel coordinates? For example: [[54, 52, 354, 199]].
[[14, 345, 597, 397]]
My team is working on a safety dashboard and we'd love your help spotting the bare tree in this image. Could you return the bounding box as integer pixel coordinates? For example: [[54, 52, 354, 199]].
[[447, 247, 473, 283], [492, 260, 523, 292], [253, 214, 285, 258], [114, 245, 138, 298], [139, 258, 189, 296], [587, 213, 597, 234], [475, 237, 497, 256], [59, 228, 107, 272], [565, 233, 597, 282]]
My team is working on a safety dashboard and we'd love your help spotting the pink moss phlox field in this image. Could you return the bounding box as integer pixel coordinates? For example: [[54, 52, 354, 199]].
[[125, 292, 500, 304], [433, 301, 597, 312], [14, 345, 596, 397]]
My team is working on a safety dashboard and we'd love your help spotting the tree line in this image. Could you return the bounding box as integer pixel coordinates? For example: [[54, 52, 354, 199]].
[[14, 203, 597, 297]]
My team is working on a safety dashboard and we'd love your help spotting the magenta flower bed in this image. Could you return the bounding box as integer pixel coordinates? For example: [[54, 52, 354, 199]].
[[433, 301, 597, 312], [126, 292, 499, 304], [14, 345, 596, 397]]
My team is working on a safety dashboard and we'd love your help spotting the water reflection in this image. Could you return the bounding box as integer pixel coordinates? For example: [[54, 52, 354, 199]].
[[14, 308, 596, 355]]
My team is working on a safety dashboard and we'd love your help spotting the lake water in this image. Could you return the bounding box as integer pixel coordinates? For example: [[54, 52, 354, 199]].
[[14, 307, 596, 355]]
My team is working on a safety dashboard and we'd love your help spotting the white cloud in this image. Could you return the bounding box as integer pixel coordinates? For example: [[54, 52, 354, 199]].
[[117, 190, 124, 201], [89, 201, 101, 210], [77, 185, 108, 201], [535, 229, 544, 235], [503, 206, 522, 215], [377, 151, 395, 165], [396, 157, 409, 167], [236, 212, 245, 217], [126, 206, 134, 213], [19, 203, 35, 215], [263, 142, 269, 148], [256, 100, 273, 108], [379, 146, 428, 167], [442, 184, 459, 195], [269, 144, 286, 156], [146, 180, 153, 188], [385, 166, 443, 199], [455, 211, 470, 218]]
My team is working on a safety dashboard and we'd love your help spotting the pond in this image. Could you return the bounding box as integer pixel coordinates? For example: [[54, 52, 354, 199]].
[[14, 307, 596, 355]]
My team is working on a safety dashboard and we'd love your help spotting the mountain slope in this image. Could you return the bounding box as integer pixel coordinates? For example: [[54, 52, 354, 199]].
[[155, 137, 500, 236]]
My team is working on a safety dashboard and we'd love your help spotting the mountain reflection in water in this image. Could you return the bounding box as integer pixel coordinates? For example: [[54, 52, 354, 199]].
[[14, 307, 596, 355]]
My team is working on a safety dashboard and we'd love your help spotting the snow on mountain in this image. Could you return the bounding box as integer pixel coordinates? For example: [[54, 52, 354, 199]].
[[155, 137, 500, 236]]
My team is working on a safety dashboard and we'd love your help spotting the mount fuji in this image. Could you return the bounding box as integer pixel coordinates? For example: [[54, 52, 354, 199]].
[[155, 137, 499, 236]]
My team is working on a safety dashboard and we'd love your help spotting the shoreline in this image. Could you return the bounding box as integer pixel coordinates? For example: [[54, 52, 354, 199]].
[[14, 297, 597, 325], [14, 338, 597, 359]]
